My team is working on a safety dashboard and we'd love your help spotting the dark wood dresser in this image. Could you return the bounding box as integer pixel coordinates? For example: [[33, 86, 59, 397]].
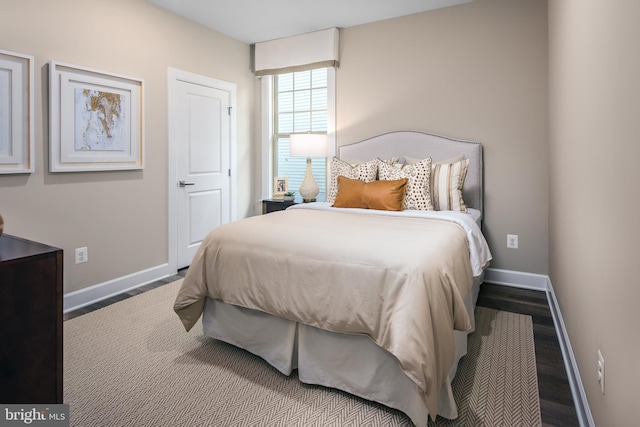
[[0, 234, 63, 403]]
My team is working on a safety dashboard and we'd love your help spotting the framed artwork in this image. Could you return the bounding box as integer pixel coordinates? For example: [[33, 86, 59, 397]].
[[273, 176, 288, 199], [0, 49, 34, 174], [49, 61, 144, 172]]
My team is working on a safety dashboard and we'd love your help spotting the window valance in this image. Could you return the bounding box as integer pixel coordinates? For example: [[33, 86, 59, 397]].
[[253, 28, 339, 76]]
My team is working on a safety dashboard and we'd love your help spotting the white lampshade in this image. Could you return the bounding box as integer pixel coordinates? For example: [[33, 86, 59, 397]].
[[290, 134, 328, 158]]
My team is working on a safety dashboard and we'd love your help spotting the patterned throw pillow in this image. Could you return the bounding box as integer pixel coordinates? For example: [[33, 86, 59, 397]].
[[346, 157, 399, 166], [326, 157, 379, 203], [431, 158, 469, 212], [378, 158, 433, 210]]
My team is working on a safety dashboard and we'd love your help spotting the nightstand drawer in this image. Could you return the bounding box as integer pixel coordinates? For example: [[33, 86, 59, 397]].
[[262, 199, 298, 214]]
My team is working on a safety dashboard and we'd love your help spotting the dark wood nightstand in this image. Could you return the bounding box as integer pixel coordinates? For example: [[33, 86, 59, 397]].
[[262, 199, 299, 214]]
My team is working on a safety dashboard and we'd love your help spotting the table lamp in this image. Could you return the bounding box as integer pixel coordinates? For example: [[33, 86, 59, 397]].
[[290, 133, 328, 202]]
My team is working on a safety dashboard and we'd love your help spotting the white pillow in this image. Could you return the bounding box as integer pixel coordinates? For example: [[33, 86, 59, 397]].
[[326, 157, 379, 203], [378, 158, 433, 211]]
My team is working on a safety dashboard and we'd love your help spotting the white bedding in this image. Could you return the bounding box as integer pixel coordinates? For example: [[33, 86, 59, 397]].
[[288, 202, 491, 277]]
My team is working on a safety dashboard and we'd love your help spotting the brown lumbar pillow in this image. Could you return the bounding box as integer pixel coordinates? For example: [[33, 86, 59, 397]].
[[333, 176, 408, 211]]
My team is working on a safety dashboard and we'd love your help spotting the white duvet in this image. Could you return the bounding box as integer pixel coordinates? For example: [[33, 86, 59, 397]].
[[289, 202, 492, 276]]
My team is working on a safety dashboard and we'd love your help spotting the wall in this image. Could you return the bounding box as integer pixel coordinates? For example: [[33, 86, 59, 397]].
[[337, 0, 549, 274], [548, 0, 640, 425], [0, 0, 255, 294]]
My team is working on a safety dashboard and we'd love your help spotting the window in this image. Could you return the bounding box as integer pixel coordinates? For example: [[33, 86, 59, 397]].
[[273, 69, 328, 200]]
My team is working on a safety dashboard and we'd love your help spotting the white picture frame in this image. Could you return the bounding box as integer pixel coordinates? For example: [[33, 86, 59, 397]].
[[273, 176, 288, 199], [0, 49, 34, 174], [49, 61, 144, 172]]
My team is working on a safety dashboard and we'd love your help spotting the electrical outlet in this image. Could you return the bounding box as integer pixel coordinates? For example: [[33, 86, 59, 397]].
[[507, 234, 519, 249], [75, 247, 88, 264], [597, 349, 605, 394]]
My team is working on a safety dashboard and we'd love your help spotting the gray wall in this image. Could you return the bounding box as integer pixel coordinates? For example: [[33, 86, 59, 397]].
[[0, 0, 255, 293], [549, 1, 640, 425], [336, 0, 549, 274]]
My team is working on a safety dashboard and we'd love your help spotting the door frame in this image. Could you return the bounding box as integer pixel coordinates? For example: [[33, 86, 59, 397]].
[[167, 67, 237, 273]]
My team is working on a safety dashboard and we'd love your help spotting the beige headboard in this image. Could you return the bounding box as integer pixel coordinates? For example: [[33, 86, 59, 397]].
[[338, 130, 483, 213]]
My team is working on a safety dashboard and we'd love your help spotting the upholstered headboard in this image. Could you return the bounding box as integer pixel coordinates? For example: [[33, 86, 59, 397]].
[[338, 130, 483, 213]]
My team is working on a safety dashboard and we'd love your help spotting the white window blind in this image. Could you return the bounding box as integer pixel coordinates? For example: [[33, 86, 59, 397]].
[[274, 69, 327, 200]]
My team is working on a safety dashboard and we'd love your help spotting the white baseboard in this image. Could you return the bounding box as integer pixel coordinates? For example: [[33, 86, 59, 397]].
[[63, 263, 175, 313], [484, 267, 593, 427], [483, 267, 549, 290], [546, 278, 595, 427]]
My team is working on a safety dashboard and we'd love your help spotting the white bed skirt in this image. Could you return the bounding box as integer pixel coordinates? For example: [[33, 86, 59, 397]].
[[202, 274, 483, 427]]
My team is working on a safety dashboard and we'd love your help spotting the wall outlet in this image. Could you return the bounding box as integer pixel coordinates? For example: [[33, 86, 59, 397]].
[[507, 234, 519, 249], [597, 349, 605, 394], [75, 247, 88, 264]]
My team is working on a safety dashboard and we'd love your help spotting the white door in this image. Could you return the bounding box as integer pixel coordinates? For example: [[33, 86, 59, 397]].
[[174, 78, 231, 268]]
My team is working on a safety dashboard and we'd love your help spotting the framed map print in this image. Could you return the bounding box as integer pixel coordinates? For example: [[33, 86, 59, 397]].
[[0, 49, 34, 174], [49, 61, 144, 172]]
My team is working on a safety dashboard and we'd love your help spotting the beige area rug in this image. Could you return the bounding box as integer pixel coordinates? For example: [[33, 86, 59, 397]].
[[64, 280, 541, 426]]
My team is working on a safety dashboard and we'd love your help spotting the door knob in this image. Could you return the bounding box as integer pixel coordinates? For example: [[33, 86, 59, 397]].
[[179, 180, 195, 187]]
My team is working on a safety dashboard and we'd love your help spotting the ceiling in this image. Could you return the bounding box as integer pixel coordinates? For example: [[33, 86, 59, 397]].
[[150, 0, 472, 45]]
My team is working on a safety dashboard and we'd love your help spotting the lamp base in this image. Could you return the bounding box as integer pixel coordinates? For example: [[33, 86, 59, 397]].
[[299, 157, 319, 202]]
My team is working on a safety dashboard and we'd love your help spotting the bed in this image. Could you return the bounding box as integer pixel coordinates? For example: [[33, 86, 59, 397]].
[[174, 130, 492, 426]]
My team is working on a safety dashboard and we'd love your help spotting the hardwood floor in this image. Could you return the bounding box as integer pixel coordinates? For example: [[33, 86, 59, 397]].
[[64, 274, 580, 426]]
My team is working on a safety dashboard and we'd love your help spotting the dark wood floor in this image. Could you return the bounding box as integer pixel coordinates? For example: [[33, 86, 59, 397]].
[[64, 274, 579, 426]]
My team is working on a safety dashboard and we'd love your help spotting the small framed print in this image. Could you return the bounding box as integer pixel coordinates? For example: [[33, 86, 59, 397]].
[[273, 176, 288, 199], [49, 61, 144, 172], [0, 49, 34, 174]]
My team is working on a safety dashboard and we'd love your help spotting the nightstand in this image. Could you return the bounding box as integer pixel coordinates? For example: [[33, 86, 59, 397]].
[[262, 199, 299, 214]]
